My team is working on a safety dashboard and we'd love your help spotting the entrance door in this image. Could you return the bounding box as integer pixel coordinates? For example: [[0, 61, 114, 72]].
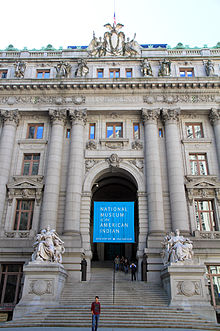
[[104, 243, 125, 261]]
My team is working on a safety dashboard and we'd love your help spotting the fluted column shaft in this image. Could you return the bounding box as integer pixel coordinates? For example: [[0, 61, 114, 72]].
[[142, 108, 165, 234], [64, 108, 87, 234], [0, 110, 19, 222], [162, 108, 189, 232], [40, 109, 67, 229], [209, 108, 220, 171]]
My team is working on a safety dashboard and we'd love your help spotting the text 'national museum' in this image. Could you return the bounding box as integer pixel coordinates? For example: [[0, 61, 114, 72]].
[[0, 22, 220, 322]]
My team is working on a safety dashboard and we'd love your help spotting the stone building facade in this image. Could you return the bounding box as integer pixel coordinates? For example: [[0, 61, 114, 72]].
[[0, 24, 220, 313]]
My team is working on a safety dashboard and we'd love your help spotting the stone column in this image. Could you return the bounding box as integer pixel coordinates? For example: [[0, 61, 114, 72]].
[[41, 109, 67, 229], [0, 109, 19, 223], [209, 108, 220, 171], [64, 108, 87, 234], [142, 108, 165, 234], [162, 108, 189, 232]]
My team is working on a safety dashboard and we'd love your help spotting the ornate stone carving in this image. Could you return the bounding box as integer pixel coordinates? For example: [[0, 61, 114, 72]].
[[162, 108, 180, 123], [73, 96, 86, 105], [69, 108, 87, 125], [131, 140, 143, 150], [142, 108, 160, 124], [177, 281, 201, 296], [87, 23, 141, 57], [161, 230, 193, 266], [29, 279, 53, 296], [204, 60, 215, 77], [48, 109, 67, 125], [141, 59, 153, 77], [32, 226, 65, 264], [4, 231, 15, 238], [86, 140, 97, 150], [54, 61, 71, 79], [106, 153, 120, 167], [0, 109, 20, 126], [14, 61, 26, 78], [0, 95, 86, 106], [75, 59, 89, 77], [158, 58, 171, 76], [209, 108, 220, 125], [85, 159, 98, 171], [130, 159, 144, 172], [143, 94, 218, 104]]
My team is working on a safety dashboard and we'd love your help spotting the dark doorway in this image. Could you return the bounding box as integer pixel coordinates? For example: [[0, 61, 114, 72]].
[[90, 170, 138, 263]]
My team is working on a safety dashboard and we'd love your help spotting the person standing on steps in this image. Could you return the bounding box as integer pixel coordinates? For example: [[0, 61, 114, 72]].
[[91, 295, 101, 331], [114, 255, 120, 271], [130, 262, 137, 281]]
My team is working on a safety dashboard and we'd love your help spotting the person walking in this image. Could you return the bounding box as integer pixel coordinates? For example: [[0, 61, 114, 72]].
[[114, 255, 120, 271], [130, 262, 137, 281], [91, 295, 101, 331]]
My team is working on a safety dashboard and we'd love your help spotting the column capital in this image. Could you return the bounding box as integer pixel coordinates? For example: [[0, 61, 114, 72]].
[[162, 108, 180, 124], [209, 108, 220, 125], [141, 108, 160, 124], [69, 108, 87, 126], [0, 109, 20, 126], [48, 108, 68, 125]]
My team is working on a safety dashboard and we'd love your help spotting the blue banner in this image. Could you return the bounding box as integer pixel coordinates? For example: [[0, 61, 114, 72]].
[[93, 201, 135, 243]]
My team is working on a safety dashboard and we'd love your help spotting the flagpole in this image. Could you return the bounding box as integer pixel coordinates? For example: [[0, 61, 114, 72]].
[[114, 0, 116, 25]]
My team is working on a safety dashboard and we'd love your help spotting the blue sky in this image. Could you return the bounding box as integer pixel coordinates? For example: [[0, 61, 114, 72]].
[[2, 0, 220, 49]]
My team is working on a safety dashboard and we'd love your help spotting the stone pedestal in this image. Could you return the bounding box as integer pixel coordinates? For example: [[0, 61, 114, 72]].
[[13, 262, 67, 319], [161, 262, 216, 322]]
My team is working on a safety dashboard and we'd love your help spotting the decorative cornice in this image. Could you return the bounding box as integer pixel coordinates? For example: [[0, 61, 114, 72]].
[[0, 109, 20, 126], [69, 108, 87, 125], [48, 108, 67, 125], [162, 108, 181, 123], [209, 108, 220, 125], [142, 108, 160, 124]]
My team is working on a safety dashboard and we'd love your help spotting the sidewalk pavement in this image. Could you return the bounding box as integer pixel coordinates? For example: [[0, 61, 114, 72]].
[[0, 328, 214, 331]]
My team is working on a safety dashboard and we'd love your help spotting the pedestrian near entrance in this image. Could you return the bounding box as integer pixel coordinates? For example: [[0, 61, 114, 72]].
[[114, 255, 120, 271], [130, 262, 137, 281], [91, 295, 101, 331]]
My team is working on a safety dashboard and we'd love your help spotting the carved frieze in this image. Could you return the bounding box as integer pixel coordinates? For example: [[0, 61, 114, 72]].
[[0, 95, 86, 106], [29, 279, 53, 296], [162, 108, 180, 123], [142, 108, 160, 124], [129, 159, 144, 172], [106, 154, 120, 168], [143, 94, 218, 104], [176, 280, 201, 296], [85, 159, 99, 171], [86, 140, 97, 150], [69, 108, 87, 125], [131, 140, 143, 150], [0, 109, 20, 126], [49, 109, 67, 125], [100, 139, 129, 150]]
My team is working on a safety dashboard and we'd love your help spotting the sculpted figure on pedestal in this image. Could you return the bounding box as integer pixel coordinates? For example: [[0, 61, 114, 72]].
[[14, 61, 26, 78], [32, 226, 65, 263], [158, 58, 171, 76], [141, 59, 153, 77], [124, 34, 140, 56], [205, 60, 215, 77], [54, 61, 71, 78], [75, 59, 89, 77], [161, 229, 193, 266]]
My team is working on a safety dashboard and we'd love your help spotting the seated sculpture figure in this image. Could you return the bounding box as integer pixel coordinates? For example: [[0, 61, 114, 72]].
[[161, 229, 193, 266], [32, 226, 65, 264]]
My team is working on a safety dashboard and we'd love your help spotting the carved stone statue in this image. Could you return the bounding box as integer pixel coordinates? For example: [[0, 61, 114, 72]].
[[54, 61, 71, 79], [158, 58, 171, 76], [32, 226, 65, 264], [205, 60, 215, 76], [141, 59, 153, 77], [75, 59, 89, 77], [161, 229, 193, 266], [87, 23, 141, 57], [14, 61, 26, 78]]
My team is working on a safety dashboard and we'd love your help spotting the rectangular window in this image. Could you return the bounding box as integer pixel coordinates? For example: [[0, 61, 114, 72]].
[[14, 200, 34, 231], [97, 69, 103, 78], [186, 123, 203, 139], [89, 123, 95, 139], [126, 69, 132, 78], [158, 128, 164, 137], [36, 70, 50, 79], [189, 153, 208, 175], [207, 265, 220, 308], [179, 68, 194, 77], [0, 70, 7, 79], [27, 124, 44, 139], [133, 123, 140, 139], [106, 123, 123, 138], [194, 200, 216, 231], [109, 69, 120, 78], [66, 129, 70, 139], [0, 264, 23, 308], [22, 154, 40, 176]]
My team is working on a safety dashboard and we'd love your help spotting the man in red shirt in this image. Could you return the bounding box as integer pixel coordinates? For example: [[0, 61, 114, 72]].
[[91, 295, 101, 331]]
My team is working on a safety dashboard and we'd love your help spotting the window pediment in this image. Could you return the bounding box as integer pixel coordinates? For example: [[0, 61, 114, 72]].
[[185, 176, 220, 204]]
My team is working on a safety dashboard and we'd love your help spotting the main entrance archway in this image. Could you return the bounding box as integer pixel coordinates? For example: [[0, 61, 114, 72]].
[[90, 169, 139, 262]]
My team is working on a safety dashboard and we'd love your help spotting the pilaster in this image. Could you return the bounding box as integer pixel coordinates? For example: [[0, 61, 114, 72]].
[[209, 108, 220, 173]]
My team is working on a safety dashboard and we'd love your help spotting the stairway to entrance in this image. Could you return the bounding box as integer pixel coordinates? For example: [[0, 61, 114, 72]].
[[2, 267, 220, 329]]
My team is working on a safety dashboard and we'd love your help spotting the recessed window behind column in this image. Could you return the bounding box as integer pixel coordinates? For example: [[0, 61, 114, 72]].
[[89, 123, 96, 139], [14, 200, 34, 230], [27, 124, 44, 139], [186, 123, 203, 139], [106, 123, 123, 138], [133, 123, 140, 139], [189, 153, 208, 175], [22, 154, 40, 176], [194, 200, 216, 231]]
